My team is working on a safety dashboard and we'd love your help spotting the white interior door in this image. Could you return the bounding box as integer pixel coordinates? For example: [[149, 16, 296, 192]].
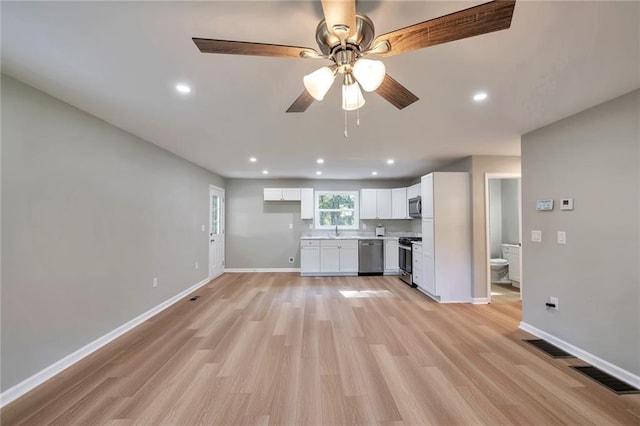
[[209, 186, 225, 279]]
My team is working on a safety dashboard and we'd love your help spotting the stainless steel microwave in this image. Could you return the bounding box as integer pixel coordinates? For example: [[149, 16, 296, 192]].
[[408, 196, 422, 218]]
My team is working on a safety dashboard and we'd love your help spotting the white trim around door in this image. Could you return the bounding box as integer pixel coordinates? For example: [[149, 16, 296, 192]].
[[209, 185, 225, 280]]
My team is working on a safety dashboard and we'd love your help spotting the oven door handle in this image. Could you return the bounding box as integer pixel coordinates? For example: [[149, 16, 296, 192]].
[[399, 245, 412, 250]]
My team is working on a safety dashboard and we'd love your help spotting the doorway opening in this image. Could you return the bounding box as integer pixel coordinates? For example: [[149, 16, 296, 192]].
[[484, 174, 522, 304], [209, 185, 225, 279]]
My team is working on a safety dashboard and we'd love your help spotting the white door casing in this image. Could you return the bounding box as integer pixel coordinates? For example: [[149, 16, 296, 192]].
[[209, 185, 225, 279], [484, 173, 522, 303]]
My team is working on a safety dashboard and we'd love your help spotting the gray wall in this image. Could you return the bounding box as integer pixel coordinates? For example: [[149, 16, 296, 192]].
[[521, 89, 639, 376], [438, 156, 521, 299], [1, 75, 224, 391], [225, 178, 414, 269]]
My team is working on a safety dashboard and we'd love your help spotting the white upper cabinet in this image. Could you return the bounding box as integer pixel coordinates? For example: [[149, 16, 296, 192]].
[[360, 189, 392, 219], [360, 189, 378, 219], [264, 188, 283, 201], [377, 189, 392, 219], [300, 188, 314, 219], [421, 174, 434, 219], [263, 188, 302, 201], [407, 183, 421, 200], [391, 187, 407, 219], [282, 188, 301, 200]]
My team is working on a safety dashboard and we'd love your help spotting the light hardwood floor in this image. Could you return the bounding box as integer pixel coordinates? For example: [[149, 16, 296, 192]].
[[2, 273, 639, 425]]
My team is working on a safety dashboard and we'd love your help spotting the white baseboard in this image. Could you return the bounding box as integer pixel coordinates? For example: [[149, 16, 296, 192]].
[[519, 322, 640, 389], [472, 297, 490, 304], [224, 268, 300, 273], [0, 276, 212, 408]]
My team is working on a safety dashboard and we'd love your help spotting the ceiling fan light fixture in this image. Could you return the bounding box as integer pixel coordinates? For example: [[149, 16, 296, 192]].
[[352, 58, 386, 92], [303, 66, 336, 101], [342, 74, 365, 111]]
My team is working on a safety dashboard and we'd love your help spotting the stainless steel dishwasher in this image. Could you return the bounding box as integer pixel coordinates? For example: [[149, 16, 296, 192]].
[[358, 239, 384, 275]]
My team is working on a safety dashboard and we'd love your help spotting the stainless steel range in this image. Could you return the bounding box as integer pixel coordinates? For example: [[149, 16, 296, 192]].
[[398, 236, 422, 286]]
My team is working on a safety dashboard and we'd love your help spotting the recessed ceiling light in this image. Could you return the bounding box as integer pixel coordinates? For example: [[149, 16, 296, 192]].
[[387, 159, 395, 165], [249, 157, 257, 162], [175, 83, 191, 94], [316, 171, 322, 175], [262, 170, 269, 175], [317, 158, 325, 164], [371, 171, 378, 176], [473, 92, 488, 102]]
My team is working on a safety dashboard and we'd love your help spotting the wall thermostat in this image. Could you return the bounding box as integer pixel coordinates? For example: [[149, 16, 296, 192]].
[[536, 199, 554, 211], [560, 198, 574, 210]]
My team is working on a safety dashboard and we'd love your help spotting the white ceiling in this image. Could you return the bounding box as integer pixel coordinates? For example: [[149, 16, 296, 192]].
[[2, 1, 639, 180]]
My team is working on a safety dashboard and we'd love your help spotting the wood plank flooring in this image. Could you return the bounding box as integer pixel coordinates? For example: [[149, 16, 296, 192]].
[[3, 273, 640, 425]]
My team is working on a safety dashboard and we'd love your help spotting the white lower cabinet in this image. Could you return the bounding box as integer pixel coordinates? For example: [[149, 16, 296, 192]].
[[503, 244, 521, 283], [412, 243, 423, 287], [384, 239, 399, 274], [301, 239, 358, 276], [320, 240, 358, 274], [338, 243, 358, 273], [300, 239, 320, 275], [320, 245, 340, 272]]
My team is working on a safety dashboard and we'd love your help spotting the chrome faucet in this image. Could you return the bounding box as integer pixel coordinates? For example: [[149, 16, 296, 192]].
[[335, 224, 339, 236]]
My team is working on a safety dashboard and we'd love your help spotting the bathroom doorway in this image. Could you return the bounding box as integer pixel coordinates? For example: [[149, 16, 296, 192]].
[[484, 174, 522, 304]]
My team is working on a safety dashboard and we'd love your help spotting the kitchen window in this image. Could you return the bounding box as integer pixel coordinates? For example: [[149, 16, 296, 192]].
[[314, 191, 359, 230]]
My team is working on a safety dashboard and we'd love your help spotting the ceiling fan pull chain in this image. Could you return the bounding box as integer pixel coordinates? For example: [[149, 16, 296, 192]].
[[344, 110, 348, 138]]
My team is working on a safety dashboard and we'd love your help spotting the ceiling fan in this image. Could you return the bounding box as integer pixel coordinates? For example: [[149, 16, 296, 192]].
[[193, 0, 516, 113]]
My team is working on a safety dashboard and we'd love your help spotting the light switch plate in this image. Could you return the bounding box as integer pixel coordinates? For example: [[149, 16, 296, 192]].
[[557, 231, 566, 244], [531, 230, 542, 242], [201, 225, 206, 232], [288, 223, 293, 230]]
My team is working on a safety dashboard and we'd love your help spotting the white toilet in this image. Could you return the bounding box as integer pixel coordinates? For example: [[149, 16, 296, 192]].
[[490, 252, 510, 284]]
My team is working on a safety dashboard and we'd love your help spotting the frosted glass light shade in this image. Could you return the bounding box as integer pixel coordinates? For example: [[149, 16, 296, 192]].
[[352, 59, 386, 92], [303, 67, 336, 101], [342, 81, 365, 111]]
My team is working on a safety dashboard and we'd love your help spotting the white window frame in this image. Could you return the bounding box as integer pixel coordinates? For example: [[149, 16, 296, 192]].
[[314, 190, 360, 230]]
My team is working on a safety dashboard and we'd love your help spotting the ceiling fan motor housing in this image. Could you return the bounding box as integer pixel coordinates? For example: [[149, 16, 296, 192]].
[[315, 14, 375, 58]]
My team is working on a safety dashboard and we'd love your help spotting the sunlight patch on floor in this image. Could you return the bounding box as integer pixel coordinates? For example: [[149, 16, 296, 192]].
[[339, 290, 394, 298]]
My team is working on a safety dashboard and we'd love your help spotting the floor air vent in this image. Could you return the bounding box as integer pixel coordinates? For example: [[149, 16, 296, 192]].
[[189, 295, 200, 301], [523, 339, 575, 358], [571, 366, 640, 395]]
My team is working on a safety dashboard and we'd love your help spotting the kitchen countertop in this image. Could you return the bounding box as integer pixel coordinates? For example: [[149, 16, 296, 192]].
[[301, 235, 405, 240]]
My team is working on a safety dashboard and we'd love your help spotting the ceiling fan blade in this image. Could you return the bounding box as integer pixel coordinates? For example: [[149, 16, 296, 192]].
[[375, 75, 419, 110], [321, 0, 357, 37], [286, 89, 315, 113], [372, 0, 516, 58], [193, 38, 319, 59]]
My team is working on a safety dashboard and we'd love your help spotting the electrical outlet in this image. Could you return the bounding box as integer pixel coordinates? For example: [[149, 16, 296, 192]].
[[195, 261, 199, 270], [152, 277, 158, 288], [308, 223, 313, 229], [547, 296, 559, 311], [289, 223, 293, 230], [288, 256, 295, 264], [201, 225, 205, 232]]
